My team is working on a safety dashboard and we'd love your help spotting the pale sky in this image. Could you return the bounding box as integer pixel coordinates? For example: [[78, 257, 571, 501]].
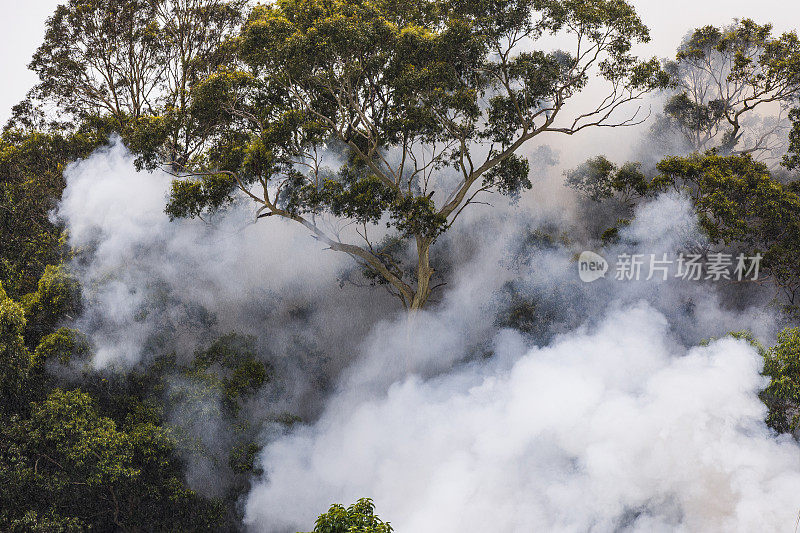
[[1, 0, 800, 124]]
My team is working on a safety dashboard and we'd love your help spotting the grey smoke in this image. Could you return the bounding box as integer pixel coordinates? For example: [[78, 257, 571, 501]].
[[54, 140, 794, 531], [245, 305, 800, 532], [239, 205, 788, 533], [240, 193, 789, 532]]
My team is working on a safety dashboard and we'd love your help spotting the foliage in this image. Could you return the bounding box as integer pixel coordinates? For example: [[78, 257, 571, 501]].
[[0, 127, 115, 298], [599, 218, 631, 245], [2, 388, 225, 531], [167, 0, 666, 310], [660, 19, 800, 159], [0, 283, 33, 415], [762, 327, 800, 433], [12, 0, 247, 172], [309, 498, 393, 533], [653, 153, 800, 305], [567, 150, 800, 308], [21, 265, 82, 349], [564, 155, 648, 205], [0, 276, 250, 531], [185, 333, 270, 415]]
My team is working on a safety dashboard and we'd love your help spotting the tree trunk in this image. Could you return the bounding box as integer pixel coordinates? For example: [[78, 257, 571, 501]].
[[409, 236, 434, 312]]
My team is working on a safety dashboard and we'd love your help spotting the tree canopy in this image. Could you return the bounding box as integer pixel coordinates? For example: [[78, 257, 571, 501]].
[[6, 0, 800, 530], [165, 0, 666, 310], [12, 0, 246, 172], [309, 498, 393, 533], [657, 19, 800, 160]]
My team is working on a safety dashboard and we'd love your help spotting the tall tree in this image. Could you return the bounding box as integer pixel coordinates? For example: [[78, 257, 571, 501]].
[[24, 0, 164, 126], [167, 0, 666, 311], [658, 19, 800, 160], [12, 0, 246, 170]]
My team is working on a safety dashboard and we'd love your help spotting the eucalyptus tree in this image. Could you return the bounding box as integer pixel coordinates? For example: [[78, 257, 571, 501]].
[[168, 0, 666, 311], [24, 0, 163, 126], [659, 19, 800, 160], [12, 0, 246, 170], [570, 150, 800, 308], [652, 153, 800, 307]]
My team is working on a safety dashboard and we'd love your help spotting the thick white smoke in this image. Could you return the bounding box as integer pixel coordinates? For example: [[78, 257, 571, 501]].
[[55, 137, 362, 368], [245, 304, 800, 532], [242, 193, 793, 532], [53, 138, 799, 532]]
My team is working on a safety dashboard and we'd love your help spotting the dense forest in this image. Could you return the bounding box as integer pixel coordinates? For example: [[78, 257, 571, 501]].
[[4, 0, 800, 531]]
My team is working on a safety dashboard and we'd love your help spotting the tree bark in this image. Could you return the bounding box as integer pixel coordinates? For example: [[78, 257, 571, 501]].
[[409, 235, 434, 312]]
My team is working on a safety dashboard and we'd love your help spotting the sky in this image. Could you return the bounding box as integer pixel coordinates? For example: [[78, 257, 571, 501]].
[[1, 0, 800, 125]]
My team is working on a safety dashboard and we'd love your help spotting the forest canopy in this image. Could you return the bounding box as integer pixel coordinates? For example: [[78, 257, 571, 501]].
[[3, 1, 800, 531]]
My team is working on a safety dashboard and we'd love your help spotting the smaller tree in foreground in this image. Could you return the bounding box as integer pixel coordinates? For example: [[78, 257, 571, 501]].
[[167, 0, 666, 311], [309, 498, 392, 533]]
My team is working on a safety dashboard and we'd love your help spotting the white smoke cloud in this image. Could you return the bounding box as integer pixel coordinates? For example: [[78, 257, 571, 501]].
[[245, 303, 800, 532], [56, 137, 353, 367], [53, 139, 798, 531], [53, 137, 412, 495], [242, 193, 791, 532]]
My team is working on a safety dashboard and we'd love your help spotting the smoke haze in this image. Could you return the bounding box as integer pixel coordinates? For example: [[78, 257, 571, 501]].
[[51, 134, 799, 531], [246, 306, 800, 532]]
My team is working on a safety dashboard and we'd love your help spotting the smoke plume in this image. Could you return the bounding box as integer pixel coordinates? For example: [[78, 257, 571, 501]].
[[54, 136, 796, 532]]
